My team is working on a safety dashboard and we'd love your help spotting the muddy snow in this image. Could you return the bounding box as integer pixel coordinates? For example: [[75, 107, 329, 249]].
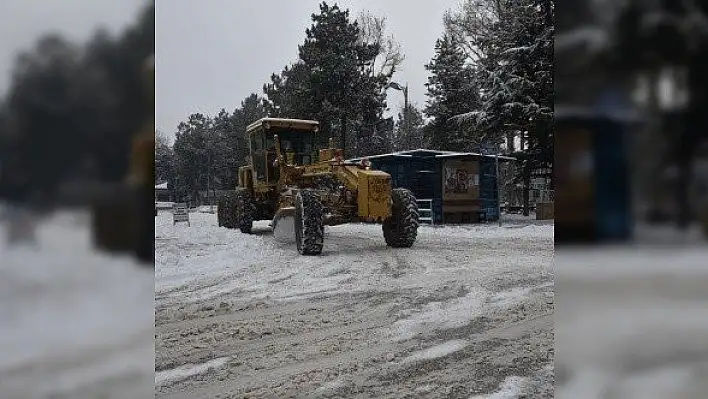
[[155, 211, 554, 398]]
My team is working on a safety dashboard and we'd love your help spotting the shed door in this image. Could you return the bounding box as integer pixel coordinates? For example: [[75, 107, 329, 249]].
[[414, 170, 435, 200], [556, 127, 595, 227]]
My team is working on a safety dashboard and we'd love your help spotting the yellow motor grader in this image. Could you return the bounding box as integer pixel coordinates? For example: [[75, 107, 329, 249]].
[[90, 56, 155, 266], [218, 118, 419, 255]]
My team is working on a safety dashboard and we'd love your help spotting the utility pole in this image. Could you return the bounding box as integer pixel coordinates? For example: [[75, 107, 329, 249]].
[[207, 146, 212, 210], [496, 152, 502, 227], [387, 81, 409, 149], [403, 84, 409, 148], [207, 132, 215, 212]]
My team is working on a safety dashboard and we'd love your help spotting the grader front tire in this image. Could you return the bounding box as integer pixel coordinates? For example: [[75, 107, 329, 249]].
[[295, 189, 324, 255], [383, 188, 419, 248]]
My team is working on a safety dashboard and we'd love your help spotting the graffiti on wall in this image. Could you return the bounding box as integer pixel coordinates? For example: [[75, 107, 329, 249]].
[[444, 166, 479, 194]]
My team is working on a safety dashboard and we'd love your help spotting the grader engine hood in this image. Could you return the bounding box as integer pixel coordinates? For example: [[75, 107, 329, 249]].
[[356, 169, 392, 221]]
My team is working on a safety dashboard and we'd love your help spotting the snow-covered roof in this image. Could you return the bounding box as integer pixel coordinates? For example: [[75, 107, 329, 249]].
[[246, 118, 320, 133], [435, 152, 517, 161], [347, 149, 460, 162], [555, 26, 610, 53], [346, 152, 414, 161], [397, 149, 460, 155], [347, 149, 516, 162], [155, 182, 168, 190], [555, 106, 644, 124]]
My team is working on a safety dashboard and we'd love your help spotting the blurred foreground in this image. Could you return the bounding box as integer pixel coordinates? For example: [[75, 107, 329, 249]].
[[556, 1, 708, 397], [0, 206, 154, 398], [556, 240, 708, 398]]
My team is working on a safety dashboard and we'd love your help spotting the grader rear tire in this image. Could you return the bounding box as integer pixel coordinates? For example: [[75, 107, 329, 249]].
[[91, 185, 153, 267], [217, 194, 227, 227], [217, 192, 234, 228], [134, 186, 155, 266], [383, 188, 419, 248], [295, 189, 324, 255], [91, 186, 137, 253], [234, 188, 254, 234]]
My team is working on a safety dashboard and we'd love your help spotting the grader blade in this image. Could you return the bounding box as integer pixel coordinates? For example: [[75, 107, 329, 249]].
[[272, 206, 296, 243]]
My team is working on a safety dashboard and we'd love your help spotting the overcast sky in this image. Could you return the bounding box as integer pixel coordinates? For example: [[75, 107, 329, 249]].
[[0, 0, 146, 96], [156, 0, 463, 138]]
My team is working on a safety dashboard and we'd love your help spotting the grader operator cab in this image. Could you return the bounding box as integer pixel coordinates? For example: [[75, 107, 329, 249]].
[[218, 118, 419, 255]]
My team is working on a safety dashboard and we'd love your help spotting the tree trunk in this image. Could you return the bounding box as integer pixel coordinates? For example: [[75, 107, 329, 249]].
[[523, 162, 531, 217], [677, 55, 708, 228], [676, 151, 692, 229], [340, 114, 347, 158], [522, 130, 531, 216], [642, 69, 666, 221]]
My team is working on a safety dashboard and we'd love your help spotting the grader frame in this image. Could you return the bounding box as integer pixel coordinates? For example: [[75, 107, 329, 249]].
[[218, 118, 419, 255]]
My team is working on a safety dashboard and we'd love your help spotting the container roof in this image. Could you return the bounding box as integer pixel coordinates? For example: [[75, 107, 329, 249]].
[[555, 106, 644, 124], [246, 118, 320, 133], [347, 148, 517, 162], [435, 152, 517, 161]]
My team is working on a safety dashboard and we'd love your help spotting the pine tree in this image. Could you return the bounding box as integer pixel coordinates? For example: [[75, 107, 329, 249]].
[[170, 93, 267, 197], [449, 0, 553, 170], [173, 113, 212, 202], [209, 109, 235, 191], [231, 93, 267, 169], [424, 35, 480, 151], [393, 103, 426, 151], [263, 2, 401, 157], [154, 130, 173, 184]]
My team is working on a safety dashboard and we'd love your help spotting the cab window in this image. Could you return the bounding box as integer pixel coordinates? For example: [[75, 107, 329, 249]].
[[265, 134, 276, 150], [251, 130, 263, 152]]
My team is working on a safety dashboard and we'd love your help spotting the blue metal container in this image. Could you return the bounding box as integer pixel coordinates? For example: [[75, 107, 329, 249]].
[[359, 149, 505, 224], [555, 107, 636, 242]]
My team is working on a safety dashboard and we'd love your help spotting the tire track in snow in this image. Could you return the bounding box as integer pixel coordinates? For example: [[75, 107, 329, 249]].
[[155, 212, 553, 398]]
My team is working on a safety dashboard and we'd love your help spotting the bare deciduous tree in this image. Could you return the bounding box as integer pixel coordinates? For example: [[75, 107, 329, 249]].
[[357, 11, 404, 78]]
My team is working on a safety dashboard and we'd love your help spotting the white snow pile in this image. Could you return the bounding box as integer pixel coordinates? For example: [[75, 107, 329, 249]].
[[469, 376, 530, 399], [155, 212, 352, 304], [156, 211, 552, 312], [391, 287, 532, 342], [402, 339, 469, 363], [155, 357, 229, 387], [422, 223, 554, 241], [313, 378, 348, 396]]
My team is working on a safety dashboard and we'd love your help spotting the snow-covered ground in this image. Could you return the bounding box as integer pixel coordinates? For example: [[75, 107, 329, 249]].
[[0, 210, 154, 399], [155, 211, 554, 398], [556, 242, 708, 398]]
